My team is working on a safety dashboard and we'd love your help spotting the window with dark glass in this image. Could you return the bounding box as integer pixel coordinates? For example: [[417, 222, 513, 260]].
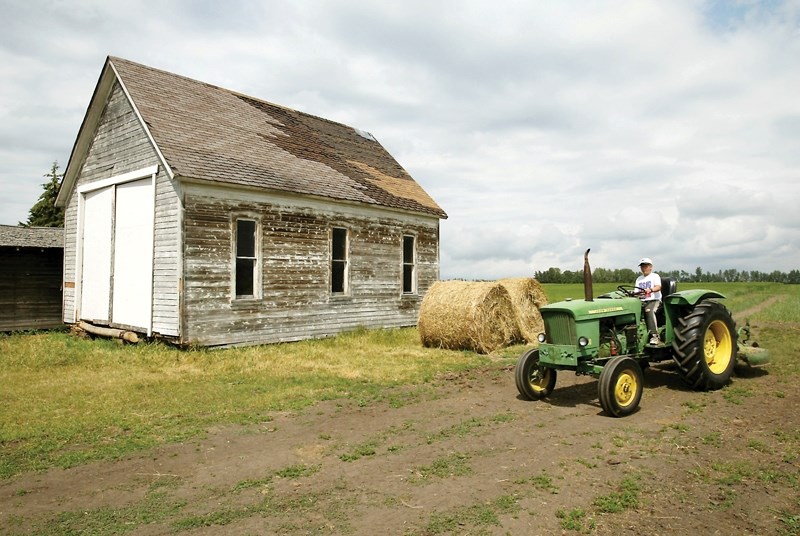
[[331, 227, 348, 293], [235, 219, 257, 298], [403, 235, 416, 294]]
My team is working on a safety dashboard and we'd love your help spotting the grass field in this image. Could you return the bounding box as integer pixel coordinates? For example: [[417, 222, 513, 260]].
[[1, 282, 798, 480]]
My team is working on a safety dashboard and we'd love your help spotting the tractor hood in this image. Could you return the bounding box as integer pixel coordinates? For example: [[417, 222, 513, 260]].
[[540, 288, 728, 322], [539, 294, 642, 322]]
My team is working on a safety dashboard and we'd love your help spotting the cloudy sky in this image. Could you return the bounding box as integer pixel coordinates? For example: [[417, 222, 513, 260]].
[[2, 0, 798, 279]]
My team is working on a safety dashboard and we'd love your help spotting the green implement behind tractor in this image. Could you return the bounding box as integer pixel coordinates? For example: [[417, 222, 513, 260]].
[[515, 249, 768, 417]]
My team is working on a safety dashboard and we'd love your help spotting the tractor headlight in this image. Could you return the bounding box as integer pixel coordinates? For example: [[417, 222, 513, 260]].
[[537, 333, 546, 343], [578, 336, 589, 347]]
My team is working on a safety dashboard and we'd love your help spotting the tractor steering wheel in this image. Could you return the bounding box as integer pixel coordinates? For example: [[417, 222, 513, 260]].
[[616, 284, 644, 297]]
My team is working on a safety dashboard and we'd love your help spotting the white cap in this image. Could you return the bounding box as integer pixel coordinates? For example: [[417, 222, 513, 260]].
[[638, 257, 653, 266]]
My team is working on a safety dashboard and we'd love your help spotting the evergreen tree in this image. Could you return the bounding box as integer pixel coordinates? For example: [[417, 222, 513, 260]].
[[22, 162, 64, 227]]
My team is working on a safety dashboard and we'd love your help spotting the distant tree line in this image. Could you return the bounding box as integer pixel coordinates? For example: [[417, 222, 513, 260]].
[[534, 266, 800, 284]]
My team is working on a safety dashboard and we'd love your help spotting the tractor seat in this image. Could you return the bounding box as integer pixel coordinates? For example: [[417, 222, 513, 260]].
[[654, 277, 677, 328], [661, 277, 677, 297]]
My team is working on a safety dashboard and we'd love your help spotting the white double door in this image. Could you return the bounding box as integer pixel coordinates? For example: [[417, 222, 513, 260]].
[[80, 177, 154, 332]]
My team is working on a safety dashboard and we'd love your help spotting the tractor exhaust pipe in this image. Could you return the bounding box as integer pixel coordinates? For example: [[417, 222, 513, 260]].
[[583, 248, 594, 302]]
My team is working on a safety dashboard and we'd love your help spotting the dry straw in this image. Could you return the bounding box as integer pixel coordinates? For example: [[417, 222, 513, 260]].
[[497, 278, 548, 343], [418, 280, 523, 354]]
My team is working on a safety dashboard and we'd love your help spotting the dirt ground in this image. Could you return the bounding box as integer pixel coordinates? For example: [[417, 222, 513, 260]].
[[1, 339, 798, 536]]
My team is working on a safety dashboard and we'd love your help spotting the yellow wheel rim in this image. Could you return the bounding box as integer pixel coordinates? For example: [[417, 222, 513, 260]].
[[530, 368, 552, 393], [614, 371, 638, 407], [704, 320, 733, 374]]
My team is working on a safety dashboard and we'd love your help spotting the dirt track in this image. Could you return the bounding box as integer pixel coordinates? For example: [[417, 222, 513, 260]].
[[2, 349, 798, 535]]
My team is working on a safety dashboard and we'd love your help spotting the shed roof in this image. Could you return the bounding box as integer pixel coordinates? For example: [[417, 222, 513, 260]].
[[59, 57, 446, 219], [0, 225, 64, 248]]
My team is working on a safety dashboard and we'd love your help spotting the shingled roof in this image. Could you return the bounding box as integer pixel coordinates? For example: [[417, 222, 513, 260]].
[[60, 57, 446, 219], [0, 225, 63, 248]]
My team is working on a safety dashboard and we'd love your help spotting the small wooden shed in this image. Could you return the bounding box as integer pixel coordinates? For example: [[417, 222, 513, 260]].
[[0, 225, 64, 331], [55, 57, 447, 347]]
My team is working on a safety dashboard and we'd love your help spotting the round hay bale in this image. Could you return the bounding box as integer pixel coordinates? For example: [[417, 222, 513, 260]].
[[498, 278, 549, 343], [418, 280, 522, 354]]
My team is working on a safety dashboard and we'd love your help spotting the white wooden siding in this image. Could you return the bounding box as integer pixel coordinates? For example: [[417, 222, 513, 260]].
[[62, 82, 181, 336], [152, 174, 181, 336]]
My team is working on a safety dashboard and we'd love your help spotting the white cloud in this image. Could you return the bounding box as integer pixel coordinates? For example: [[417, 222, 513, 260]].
[[1, 0, 798, 276]]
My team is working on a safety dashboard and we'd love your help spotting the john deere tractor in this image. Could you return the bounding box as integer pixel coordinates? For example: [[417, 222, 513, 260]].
[[515, 250, 767, 417]]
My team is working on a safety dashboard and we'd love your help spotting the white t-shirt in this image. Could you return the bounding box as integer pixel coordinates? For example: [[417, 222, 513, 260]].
[[635, 272, 662, 301]]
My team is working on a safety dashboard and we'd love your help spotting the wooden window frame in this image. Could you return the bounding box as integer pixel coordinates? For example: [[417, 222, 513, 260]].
[[233, 217, 260, 300], [331, 227, 349, 295], [402, 234, 417, 295]]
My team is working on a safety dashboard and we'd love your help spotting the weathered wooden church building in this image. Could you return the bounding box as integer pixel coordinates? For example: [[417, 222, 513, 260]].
[[56, 57, 446, 347]]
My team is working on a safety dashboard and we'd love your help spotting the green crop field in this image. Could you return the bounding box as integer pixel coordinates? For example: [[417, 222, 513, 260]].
[[1, 282, 797, 480]]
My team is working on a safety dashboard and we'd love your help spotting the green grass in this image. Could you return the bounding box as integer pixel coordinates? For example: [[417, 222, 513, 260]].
[[413, 452, 473, 480], [593, 474, 641, 513], [274, 463, 321, 479], [778, 512, 800, 536], [424, 494, 520, 534], [339, 440, 379, 462], [514, 472, 560, 494], [231, 463, 320, 493], [425, 417, 484, 444], [556, 507, 594, 532], [0, 327, 490, 478]]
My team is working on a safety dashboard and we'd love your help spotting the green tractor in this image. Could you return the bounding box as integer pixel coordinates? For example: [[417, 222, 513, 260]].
[[515, 250, 768, 417]]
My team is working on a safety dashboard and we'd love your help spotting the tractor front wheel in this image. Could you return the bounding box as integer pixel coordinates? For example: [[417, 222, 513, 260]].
[[598, 356, 643, 417], [672, 300, 737, 390], [515, 348, 557, 400]]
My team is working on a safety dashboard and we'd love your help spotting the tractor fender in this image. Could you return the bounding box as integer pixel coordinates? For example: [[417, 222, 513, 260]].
[[664, 289, 726, 307]]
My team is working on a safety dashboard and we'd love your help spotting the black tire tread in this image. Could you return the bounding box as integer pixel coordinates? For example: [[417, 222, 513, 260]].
[[671, 300, 737, 391]]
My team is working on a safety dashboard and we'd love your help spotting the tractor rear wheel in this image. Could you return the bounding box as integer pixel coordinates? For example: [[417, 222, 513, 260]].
[[672, 300, 737, 390], [515, 348, 557, 400], [598, 356, 643, 417]]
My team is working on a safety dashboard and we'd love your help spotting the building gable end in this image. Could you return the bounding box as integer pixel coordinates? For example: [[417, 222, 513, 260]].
[[56, 57, 173, 208]]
